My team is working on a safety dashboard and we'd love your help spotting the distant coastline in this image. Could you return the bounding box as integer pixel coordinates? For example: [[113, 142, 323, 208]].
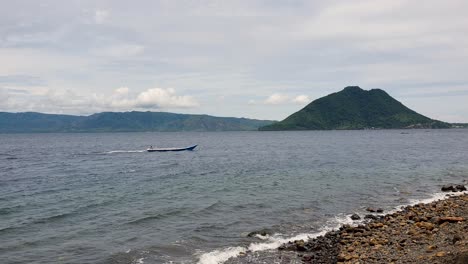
[[0, 110, 466, 133], [0, 111, 275, 133], [2, 86, 468, 133]]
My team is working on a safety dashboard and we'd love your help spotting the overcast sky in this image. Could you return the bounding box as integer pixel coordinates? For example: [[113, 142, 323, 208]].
[[1, 0, 467, 122]]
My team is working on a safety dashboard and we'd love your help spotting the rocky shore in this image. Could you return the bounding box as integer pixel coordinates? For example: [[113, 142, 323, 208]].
[[277, 191, 467, 264]]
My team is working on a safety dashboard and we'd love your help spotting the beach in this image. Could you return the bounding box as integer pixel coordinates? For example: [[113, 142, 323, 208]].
[[268, 191, 468, 264]]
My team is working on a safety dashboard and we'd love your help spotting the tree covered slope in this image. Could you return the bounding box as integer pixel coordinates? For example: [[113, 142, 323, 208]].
[[260, 86, 450, 131], [0, 111, 274, 132]]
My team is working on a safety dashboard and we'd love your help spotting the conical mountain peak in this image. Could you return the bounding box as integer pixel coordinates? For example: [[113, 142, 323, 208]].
[[260, 86, 449, 130]]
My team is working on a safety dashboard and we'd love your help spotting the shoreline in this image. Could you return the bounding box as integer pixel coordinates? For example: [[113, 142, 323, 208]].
[[218, 189, 467, 264], [274, 191, 467, 263]]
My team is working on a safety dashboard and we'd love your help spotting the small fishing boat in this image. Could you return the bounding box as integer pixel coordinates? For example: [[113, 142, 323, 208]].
[[146, 145, 197, 152]]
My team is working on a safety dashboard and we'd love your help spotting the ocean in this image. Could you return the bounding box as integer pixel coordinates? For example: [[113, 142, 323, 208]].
[[1, 130, 467, 264]]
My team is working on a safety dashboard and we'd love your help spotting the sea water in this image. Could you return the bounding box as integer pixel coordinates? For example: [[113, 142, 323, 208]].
[[1, 130, 467, 264]]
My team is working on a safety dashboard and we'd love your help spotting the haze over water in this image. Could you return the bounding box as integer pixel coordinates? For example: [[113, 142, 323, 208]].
[[1, 130, 467, 264]]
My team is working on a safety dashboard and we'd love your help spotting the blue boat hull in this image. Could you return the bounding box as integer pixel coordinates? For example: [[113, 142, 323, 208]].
[[147, 145, 197, 152]]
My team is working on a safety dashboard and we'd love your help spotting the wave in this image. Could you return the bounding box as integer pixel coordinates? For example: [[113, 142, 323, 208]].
[[127, 209, 185, 225], [0, 204, 25, 216], [0, 198, 121, 234], [192, 201, 227, 217], [105, 150, 146, 154], [196, 220, 342, 264], [0, 211, 75, 235], [387, 190, 467, 215], [32, 211, 76, 224], [196, 190, 467, 264]]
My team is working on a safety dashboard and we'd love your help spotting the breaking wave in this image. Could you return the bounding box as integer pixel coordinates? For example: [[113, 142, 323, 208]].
[[196, 190, 467, 264]]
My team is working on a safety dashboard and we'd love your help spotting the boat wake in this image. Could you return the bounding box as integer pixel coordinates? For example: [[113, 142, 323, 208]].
[[105, 150, 146, 154]]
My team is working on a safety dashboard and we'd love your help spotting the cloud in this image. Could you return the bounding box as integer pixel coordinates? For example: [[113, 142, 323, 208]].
[[114, 87, 129, 96], [99, 44, 145, 58], [96, 87, 199, 110], [94, 10, 109, 24], [265, 93, 290, 104], [264, 93, 310, 105], [0, 86, 198, 114], [292, 95, 310, 104], [134, 88, 199, 108], [0, 75, 45, 86], [0, 87, 10, 104], [0, 1, 468, 121]]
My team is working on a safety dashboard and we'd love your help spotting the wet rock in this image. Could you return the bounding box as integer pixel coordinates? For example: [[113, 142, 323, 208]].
[[366, 207, 377, 213], [376, 208, 384, 213], [441, 184, 467, 192], [351, 214, 361, 220], [364, 214, 378, 220], [441, 184, 456, 192], [275, 193, 467, 264], [247, 228, 273, 237], [294, 240, 307, 251], [301, 255, 313, 262]]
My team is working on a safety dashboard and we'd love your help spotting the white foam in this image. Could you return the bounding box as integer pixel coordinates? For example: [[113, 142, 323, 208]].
[[197, 226, 340, 264], [197, 190, 467, 264], [333, 214, 359, 227], [387, 191, 467, 215], [248, 231, 326, 252], [197, 246, 245, 264], [134, 258, 144, 264], [253, 234, 270, 240]]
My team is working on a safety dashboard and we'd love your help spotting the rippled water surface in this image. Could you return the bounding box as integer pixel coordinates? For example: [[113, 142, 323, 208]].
[[1, 130, 467, 264]]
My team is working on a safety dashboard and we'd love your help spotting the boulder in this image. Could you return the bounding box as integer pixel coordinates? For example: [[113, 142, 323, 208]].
[[364, 214, 379, 220], [247, 228, 273, 237], [294, 240, 307, 251], [441, 184, 456, 192], [441, 184, 466, 192], [350, 214, 361, 220]]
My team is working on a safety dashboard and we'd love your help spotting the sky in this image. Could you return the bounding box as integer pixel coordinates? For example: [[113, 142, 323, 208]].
[[1, 0, 468, 122]]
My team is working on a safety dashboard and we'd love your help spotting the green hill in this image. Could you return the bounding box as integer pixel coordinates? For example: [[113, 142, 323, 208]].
[[259, 86, 450, 131], [0, 111, 274, 133]]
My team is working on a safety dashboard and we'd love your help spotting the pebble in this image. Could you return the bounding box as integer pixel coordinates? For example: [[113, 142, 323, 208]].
[[275, 193, 467, 264]]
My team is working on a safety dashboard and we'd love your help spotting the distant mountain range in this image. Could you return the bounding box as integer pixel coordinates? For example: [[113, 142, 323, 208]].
[[260, 86, 451, 131], [0, 111, 274, 133], [1, 86, 464, 133]]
